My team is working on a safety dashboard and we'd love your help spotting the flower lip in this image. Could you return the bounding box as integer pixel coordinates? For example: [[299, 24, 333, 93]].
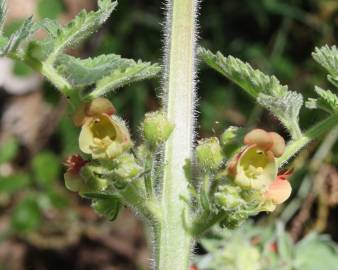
[[264, 175, 292, 204], [244, 129, 286, 158]]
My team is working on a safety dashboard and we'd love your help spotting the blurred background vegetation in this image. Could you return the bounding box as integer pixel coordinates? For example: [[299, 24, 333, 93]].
[[0, 0, 337, 269]]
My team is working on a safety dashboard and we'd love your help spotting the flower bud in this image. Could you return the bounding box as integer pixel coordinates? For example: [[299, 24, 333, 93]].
[[143, 111, 174, 148], [221, 126, 240, 146], [79, 114, 132, 160], [80, 164, 108, 192], [196, 137, 224, 170], [214, 185, 245, 210], [113, 153, 142, 181]]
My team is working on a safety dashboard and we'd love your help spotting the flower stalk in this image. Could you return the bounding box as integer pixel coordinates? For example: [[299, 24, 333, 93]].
[[154, 0, 198, 269]]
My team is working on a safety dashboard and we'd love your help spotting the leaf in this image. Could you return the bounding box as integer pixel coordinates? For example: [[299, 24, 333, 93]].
[[0, 173, 30, 194], [0, 17, 34, 55], [295, 234, 338, 270], [306, 86, 338, 114], [84, 61, 161, 99], [92, 197, 121, 221], [258, 91, 303, 138], [56, 54, 135, 87], [199, 47, 288, 98], [32, 151, 60, 187], [11, 197, 42, 232], [0, 137, 19, 164], [199, 47, 303, 139], [45, 0, 117, 63], [312, 45, 338, 88]]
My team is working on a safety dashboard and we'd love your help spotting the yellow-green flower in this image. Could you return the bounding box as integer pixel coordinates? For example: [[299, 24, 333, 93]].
[[79, 114, 132, 160], [234, 145, 277, 190]]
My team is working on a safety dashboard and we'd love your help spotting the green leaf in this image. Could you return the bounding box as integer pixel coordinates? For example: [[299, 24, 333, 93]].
[[11, 197, 42, 232], [45, 0, 117, 63], [56, 53, 135, 87], [84, 60, 160, 99], [199, 47, 303, 139], [312, 45, 338, 88], [0, 137, 19, 164], [92, 197, 121, 221], [306, 86, 338, 114], [32, 151, 60, 187], [0, 173, 30, 194], [258, 91, 303, 139], [199, 47, 288, 98], [295, 234, 338, 270], [0, 17, 34, 55]]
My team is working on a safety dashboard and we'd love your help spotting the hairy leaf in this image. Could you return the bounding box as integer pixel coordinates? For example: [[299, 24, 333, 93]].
[[0, 17, 34, 56], [84, 61, 161, 99], [312, 45, 338, 88], [306, 86, 338, 114], [45, 0, 117, 63], [199, 47, 288, 98], [56, 54, 135, 87], [199, 47, 303, 138]]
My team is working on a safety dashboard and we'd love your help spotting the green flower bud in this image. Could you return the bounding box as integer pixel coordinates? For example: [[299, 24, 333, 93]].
[[79, 114, 132, 160], [143, 111, 174, 148], [80, 164, 108, 192], [113, 153, 142, 181], [221, 126, 244, 157], [196, 137, 224, 170], [221, 126, 240, 146], [214, 185, 246, 210]]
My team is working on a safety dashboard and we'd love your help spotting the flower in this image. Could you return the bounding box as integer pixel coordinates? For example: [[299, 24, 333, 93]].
[[79, 114, 132, 160], [230, 144, 277, 190], [227, 129, 292, 211]]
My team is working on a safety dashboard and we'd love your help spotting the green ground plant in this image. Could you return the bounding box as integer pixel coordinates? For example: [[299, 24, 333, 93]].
[[0, 0, 337, 269]]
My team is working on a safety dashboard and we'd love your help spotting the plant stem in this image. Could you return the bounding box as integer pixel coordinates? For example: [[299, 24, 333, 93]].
[[277, 113, 338, 166], [155, 0, 198, 269]]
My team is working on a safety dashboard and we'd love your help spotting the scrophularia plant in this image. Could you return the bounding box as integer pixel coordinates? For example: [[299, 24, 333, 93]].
[[1, 0, 338, 269]]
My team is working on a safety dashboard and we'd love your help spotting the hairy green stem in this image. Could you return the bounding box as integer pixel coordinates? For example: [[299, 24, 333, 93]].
[[278, 113, 338, 166], [154, 0, 198, 269]]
